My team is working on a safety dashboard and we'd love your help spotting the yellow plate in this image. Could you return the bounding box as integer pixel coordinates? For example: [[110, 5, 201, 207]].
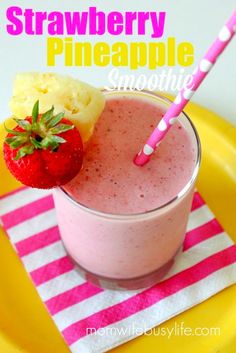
[[0, 99, 236, 353]]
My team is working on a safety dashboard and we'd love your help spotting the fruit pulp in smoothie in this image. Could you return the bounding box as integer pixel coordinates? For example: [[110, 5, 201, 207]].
[[55, 91, 198, 283]]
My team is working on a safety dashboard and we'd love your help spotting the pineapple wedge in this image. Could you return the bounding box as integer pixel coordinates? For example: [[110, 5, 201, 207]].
[[10, 73, 105, 143]]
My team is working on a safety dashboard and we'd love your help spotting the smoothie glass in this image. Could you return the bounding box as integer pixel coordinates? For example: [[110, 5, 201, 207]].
[[53, 90, 201, 290]]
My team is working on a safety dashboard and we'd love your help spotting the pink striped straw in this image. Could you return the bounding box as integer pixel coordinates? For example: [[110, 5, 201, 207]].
[[134, 11, 236, 166]]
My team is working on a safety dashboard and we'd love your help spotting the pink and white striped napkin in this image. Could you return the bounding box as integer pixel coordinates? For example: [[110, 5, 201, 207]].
[[0, 186, 236, 353]]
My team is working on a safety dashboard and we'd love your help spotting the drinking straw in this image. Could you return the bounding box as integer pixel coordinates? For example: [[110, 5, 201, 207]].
[[134, 11, 236, 166]]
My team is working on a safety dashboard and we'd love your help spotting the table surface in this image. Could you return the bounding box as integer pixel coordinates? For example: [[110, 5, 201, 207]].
[[0, 98, 236, 353]]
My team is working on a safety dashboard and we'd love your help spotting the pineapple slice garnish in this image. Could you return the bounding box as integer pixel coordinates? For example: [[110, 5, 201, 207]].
[[10, 72, 105, 143]]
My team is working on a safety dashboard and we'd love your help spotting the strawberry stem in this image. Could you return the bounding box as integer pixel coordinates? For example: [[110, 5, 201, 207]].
[[4, 101, 75, 160]]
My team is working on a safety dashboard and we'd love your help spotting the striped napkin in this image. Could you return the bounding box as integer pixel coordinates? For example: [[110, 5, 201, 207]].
[[0, 186, 236, 353]]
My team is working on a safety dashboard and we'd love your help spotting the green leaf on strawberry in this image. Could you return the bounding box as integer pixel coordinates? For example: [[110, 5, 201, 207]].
[[41, 105, 54, 123], [4, 124, 29, 136], [32, 100, 39, 124], [47, 112, 65, 128], [13, 118, 32, 131], [50, 124, 74, 134], [14, 144, 34, 161], [4, 101, 74, 158]]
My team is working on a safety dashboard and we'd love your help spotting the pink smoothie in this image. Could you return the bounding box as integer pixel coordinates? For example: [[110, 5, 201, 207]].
[[64, 94, 196, 213], [53, 91, 199, 287]]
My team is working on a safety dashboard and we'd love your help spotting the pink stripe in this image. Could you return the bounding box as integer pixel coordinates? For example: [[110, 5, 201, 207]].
[[31, 256, 74, 286], [191, 192, 205, 211], [0, 185, 28, 200], [62, 245, 236, 345], [183, 219, 224, 251], [15, 226, 61, 257], [46, 282, 103, 315], [2, 194, 54, 229]]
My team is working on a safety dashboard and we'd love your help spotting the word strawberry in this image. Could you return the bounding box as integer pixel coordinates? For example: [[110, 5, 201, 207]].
[[4, 101, 83, 189]]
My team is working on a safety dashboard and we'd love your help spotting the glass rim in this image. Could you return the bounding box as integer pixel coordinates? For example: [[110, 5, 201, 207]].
[[58, 89, 201, 220]]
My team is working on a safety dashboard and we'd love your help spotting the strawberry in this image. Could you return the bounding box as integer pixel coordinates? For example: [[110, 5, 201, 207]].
[[4, 101, 83, 189]]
